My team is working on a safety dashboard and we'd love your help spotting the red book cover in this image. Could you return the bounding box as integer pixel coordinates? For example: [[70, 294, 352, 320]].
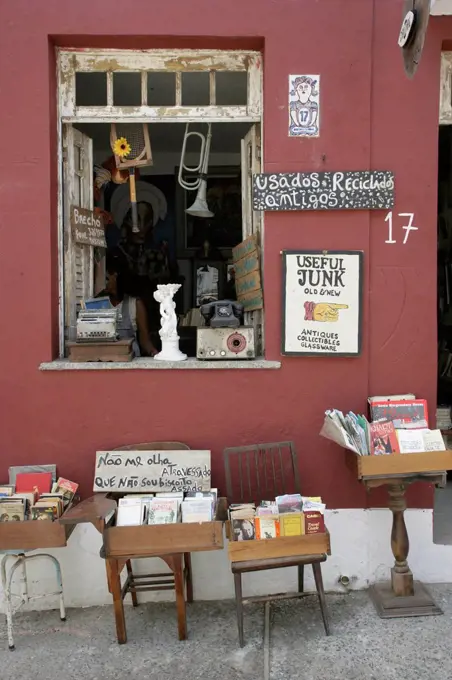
[[304, 511, 325, 534], [15, 472, 52, 495], [370, 399, 428, 430], [369, 421, 400, 455]]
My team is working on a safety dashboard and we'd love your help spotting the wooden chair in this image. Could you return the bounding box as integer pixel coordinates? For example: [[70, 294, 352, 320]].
[[105, 441, 193, 643], [224, 441, 330, 646]]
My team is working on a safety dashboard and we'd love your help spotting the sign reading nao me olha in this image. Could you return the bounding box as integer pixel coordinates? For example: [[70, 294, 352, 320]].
[[253, 171, 394, 211]]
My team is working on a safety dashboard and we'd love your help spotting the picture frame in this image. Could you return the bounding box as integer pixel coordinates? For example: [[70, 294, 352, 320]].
[[281, 250, 363, 357], [175, 165, 241, 258]]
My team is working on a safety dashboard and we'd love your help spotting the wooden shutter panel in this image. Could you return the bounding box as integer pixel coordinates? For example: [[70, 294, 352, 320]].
[[240, 124, 264, 351], [62, 125, 94, 347]]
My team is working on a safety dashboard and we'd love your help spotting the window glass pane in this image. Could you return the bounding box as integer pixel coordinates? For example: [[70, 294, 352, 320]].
[[216, 72, 247, 105], [75, 72, 107, 106], [113, 72, 141, 107], [147, 72, 176, 106], [182, 72, 210, 106]]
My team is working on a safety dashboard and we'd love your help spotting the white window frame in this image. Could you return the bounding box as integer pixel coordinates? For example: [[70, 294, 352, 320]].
[[440, 52, 452, 124], [56, 48, 263, 359]]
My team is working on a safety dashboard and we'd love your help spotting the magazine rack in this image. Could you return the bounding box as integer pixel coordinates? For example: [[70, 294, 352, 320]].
[[0, 507, 76, 650], [61, 442, 227, 645], [347, 449, 452, 618]]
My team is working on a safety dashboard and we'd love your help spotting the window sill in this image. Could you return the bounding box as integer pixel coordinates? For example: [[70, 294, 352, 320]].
[[39, 357, 281, 371]]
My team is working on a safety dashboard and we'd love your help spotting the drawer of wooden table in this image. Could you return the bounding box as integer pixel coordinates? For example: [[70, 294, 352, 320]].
[[347, 450, 452, 479], [0, 520, 73, 551], [104, 519, 224, 558], [228, 530, 330, 563]]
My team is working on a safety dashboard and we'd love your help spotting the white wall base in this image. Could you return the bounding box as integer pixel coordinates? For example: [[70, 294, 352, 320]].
[[0, 508, 449, 612]]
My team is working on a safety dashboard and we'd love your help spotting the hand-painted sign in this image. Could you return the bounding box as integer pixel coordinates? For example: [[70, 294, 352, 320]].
[[93, 450, 211, 493], [71, 206, 106, 248], [232, 234, 263, 311], [253, 171, 394, 211], [282, 250, 363, 356]]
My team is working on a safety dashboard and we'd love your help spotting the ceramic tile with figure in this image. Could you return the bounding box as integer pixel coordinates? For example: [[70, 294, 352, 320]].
[[288, 75, 320, 138]]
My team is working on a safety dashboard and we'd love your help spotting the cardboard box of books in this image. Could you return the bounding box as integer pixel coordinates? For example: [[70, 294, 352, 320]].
[[320, 393, 452, 478], [227, 495, 330, 562], [0, 468, 79, 551]]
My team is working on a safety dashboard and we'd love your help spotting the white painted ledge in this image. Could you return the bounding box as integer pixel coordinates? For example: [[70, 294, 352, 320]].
[[39, 357, 281, 371], [431, 0, 452, 15]]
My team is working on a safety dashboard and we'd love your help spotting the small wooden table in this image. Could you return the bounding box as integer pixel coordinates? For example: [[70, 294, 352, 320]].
[[61, 494, 227, 644], [348, 450, 452, 618]]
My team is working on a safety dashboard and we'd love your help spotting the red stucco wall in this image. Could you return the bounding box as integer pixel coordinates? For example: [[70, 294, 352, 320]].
[[0, 0, 450, 507]]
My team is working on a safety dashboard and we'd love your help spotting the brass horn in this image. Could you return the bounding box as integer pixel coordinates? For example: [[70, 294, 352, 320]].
[[178, 123, 214, 218]]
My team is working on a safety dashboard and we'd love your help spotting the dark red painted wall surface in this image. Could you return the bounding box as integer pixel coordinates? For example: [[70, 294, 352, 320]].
[[0, 0, 451, 507]]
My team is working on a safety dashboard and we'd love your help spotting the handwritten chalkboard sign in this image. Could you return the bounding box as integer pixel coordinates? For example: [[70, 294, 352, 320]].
[[71, 206, 107, 248], [93, 450, 211, 493], [253, 171, 394, 211]]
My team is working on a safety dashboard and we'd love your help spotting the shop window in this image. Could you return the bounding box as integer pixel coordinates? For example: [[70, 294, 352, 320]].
[[58, 49, 263, 362], [147, 73, 176, 107], [75, 72, 107, 107], [113, 72, 142, 107], [216, 72, 248, 106], [181, 72, 211, 106]]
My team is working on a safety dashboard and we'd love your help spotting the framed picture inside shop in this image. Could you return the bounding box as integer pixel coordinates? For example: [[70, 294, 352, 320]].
[[281, 250, 363, 357]]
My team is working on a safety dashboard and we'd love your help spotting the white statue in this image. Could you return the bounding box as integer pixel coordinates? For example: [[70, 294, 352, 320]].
[[153, 284, 187, 361]]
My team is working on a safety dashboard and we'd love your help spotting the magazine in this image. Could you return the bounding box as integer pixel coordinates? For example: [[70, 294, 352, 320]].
[[369, 399, 428, 429], [369, 421, 399, 455]]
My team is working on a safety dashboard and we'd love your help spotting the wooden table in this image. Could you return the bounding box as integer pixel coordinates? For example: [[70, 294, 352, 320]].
[[348, 450, 452, 618], [61, 494, 227, 644]]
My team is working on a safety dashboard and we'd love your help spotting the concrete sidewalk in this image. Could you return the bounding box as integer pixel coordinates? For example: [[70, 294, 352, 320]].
[[2, 585, 452, 680]]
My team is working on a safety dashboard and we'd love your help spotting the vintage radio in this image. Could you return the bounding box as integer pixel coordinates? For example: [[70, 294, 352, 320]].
[[76, 309, 119, 343], [196, 327, 255, 360]]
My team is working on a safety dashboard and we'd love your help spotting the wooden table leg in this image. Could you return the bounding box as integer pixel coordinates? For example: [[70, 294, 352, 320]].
[[126, 560, 138, 607], [388, 484, 413, 596], [233, 572, 245, 648], [165, 555, 187, 641], [184, 553, 193, 604], [369, 481, 442, 618], [109, 558, 127, 644]]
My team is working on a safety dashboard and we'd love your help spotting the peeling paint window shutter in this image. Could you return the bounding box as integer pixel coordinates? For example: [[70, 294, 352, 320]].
[[62, 125, 94, 348], [241, 124, 264, 353]]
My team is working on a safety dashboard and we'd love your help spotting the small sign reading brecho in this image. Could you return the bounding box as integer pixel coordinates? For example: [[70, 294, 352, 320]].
[[252, 171, 394, 211], [71, 206, 106, 248]]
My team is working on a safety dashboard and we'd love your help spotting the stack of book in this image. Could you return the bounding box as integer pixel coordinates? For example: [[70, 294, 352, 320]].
[[116, 489, 218, 527], [437, 405, 452, 431], [229, 494, 326, 542], [320, 393, 447, 456], [0, 470, 78, 523]]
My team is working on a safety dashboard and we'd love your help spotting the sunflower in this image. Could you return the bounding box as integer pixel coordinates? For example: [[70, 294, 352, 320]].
[[113, 137, 131, 159]]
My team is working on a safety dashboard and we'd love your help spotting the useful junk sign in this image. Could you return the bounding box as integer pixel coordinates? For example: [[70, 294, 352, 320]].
[[282, 250, 363, 357], [252, 171, 394, 211]]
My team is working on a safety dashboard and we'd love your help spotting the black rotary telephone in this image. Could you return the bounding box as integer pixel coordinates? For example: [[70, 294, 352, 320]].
[[200, 300, 244, 328]]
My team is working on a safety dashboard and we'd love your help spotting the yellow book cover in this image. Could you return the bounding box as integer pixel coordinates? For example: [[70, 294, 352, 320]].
[[280, 513, 304, 537]]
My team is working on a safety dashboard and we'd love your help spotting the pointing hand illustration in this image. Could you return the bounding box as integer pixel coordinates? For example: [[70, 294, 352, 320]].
[[304, 301, 349, 322]]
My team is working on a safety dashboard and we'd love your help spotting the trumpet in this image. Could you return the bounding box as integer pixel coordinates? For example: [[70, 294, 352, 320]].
[[178, 123, 214, 218]]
